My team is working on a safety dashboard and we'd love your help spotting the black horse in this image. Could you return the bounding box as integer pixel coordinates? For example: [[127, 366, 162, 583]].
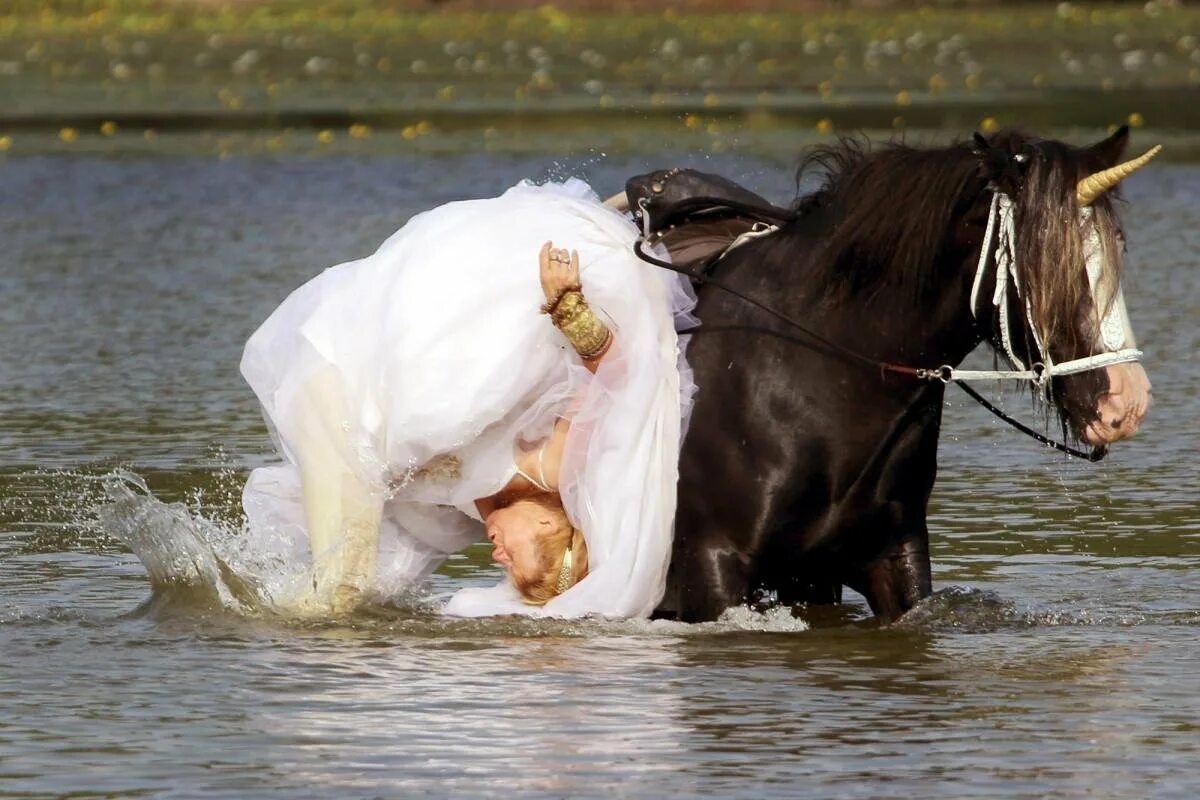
[[645, 127, 1154, 623]]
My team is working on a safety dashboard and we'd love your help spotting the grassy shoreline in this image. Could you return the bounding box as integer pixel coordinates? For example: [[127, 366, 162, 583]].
[[2, 2, 1197, 155]]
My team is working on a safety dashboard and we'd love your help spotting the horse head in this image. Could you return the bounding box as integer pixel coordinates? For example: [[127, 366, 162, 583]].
[[969, 126, 1154, 447]]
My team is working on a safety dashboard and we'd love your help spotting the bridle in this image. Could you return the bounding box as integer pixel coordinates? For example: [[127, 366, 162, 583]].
[[964, 190, 1142, 386], [631, 192, 1141, 462]]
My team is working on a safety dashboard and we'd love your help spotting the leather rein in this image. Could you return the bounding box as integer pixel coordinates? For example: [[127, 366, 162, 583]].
[[630, 196, 1114, 462]]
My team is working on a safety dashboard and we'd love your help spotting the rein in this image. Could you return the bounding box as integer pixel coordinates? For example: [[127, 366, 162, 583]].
[[632, 197, 1131, 462]]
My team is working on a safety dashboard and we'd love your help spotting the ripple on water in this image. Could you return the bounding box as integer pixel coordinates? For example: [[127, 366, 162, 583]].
[[1, 155, 1198, 799]]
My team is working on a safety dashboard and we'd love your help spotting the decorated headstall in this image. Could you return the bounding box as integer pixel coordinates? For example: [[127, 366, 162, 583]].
[[964, 134, 1159, 389]]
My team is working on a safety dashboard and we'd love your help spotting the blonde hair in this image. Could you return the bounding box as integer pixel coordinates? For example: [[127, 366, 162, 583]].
[[511, 500, 589, 606]]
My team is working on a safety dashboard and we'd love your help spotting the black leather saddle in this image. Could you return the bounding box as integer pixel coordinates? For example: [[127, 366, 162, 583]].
[[624, 167, 792, 276]]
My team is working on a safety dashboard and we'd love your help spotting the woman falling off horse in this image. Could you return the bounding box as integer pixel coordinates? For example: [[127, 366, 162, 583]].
[[239, 179, 696, 618]]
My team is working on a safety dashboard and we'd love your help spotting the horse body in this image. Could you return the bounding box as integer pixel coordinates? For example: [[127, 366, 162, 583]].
[[659, 128, 1153, 622]]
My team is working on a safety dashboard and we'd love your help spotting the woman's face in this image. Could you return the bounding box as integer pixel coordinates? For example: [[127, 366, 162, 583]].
[[485, 500, 555, 582]]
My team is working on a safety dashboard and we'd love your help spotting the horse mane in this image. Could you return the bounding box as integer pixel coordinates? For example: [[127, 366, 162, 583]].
[[785, 136, 983, 304], [783, 133, 1126, 360]]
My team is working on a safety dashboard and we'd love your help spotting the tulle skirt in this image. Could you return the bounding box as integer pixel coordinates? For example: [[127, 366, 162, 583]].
[[240, 179, 696, 618]]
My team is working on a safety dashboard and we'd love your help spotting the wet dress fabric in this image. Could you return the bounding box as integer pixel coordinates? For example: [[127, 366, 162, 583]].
[[240, 179, 696, 618]]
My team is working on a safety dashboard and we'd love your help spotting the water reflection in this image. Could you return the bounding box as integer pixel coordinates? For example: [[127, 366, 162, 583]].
[[220, 631, 693, 796]]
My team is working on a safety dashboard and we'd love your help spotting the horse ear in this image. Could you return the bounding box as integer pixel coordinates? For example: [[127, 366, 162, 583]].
[[972, 131, 1011, 185], [1083, 124, 1130, 168]]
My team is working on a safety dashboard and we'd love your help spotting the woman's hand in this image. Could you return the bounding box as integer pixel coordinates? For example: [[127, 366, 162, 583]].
[[539, 241, 580, 306], [539, 240, 612, 371]]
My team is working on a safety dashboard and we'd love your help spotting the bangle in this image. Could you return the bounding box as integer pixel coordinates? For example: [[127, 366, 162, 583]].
[[551, 291, 612, 359], [581, 330, 614, 361], [540, 283, 583, 315]]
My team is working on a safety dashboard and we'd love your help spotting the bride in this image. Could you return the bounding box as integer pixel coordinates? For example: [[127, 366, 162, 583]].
[[239, 179, 696, 618]]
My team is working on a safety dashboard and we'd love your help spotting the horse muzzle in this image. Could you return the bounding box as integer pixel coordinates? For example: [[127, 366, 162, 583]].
[[1083, 361, 1152, 445]]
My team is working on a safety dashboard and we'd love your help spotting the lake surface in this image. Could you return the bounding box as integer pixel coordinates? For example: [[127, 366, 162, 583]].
[[1, 148, 1197, 798]]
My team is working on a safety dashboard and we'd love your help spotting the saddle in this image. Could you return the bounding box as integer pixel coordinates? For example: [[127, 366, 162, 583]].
[[624, 167, 792, 277]]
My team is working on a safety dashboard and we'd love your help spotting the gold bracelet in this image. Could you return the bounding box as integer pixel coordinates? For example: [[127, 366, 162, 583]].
[[551, 291, 611, 359], [540, 283, 582, 315]]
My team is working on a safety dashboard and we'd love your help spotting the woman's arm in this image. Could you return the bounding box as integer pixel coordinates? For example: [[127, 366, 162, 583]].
[[539, 241, 614, 371], [474, 241, 615, 514]]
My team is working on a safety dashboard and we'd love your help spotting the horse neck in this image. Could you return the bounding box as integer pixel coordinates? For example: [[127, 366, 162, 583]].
[[768, 220, 986, 374]]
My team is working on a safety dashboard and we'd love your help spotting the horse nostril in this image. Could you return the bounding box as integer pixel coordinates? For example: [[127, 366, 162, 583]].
[[1110, 418, 1122, 428]]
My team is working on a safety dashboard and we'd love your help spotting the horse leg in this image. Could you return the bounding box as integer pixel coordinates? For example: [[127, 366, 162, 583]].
[[667, 528, 753, 622], [856, 525, 931, 623]]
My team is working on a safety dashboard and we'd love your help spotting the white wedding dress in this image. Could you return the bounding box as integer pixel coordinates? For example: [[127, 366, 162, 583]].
[[240, 179, 696, 618]]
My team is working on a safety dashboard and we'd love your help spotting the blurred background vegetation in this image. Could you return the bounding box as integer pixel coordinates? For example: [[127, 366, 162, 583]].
[[1, 0, 1197, 155]]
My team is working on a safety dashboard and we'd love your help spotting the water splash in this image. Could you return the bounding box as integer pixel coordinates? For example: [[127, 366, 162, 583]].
[[86, 469, 813, 635], [91, 469, 444, 620], [897, 585, 1160, 631], [96, 470, 270, 614]]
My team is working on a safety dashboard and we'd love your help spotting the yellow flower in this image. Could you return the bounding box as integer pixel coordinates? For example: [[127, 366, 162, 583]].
[[348, 123, 372, 139], [815, 118, 834, 135], [1128, 112, 1145, 128], [0, 135, 11, 151], [895, 90, 912, 107], [317, 130, 334, 144], [980, 116, 1000, 133], [59, 127, 78, 143], [100, 120, 118, 136]]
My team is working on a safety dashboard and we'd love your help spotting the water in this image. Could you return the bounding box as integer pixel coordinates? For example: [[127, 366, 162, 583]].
[[1, 149, 1198, 798]]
